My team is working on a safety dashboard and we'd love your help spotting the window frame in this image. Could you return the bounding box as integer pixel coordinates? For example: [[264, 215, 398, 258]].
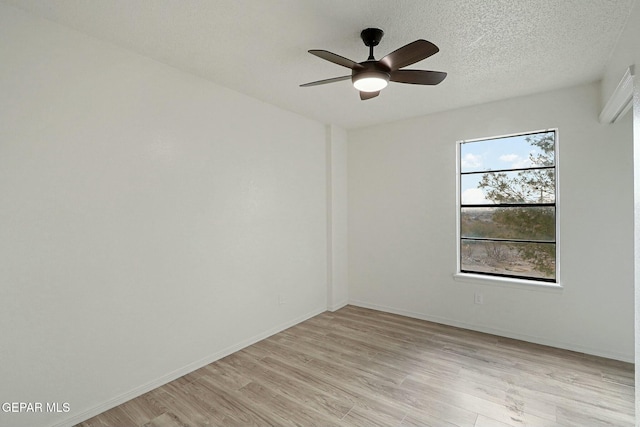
[[455, 129, 561, 287]]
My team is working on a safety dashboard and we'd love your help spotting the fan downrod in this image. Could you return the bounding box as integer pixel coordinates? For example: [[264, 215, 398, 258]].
[[360, 28, 384, 60]]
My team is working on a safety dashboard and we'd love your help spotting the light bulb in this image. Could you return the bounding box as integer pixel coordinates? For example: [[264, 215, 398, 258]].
[[353, 76, 388, 92]]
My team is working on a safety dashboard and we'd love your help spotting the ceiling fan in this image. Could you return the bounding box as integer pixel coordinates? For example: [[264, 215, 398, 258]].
[[300, 28, 447, 100]]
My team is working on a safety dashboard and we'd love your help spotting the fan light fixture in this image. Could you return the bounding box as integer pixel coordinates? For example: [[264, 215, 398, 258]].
[[300, 28, 447, 101], [352, 74, 389, 92]]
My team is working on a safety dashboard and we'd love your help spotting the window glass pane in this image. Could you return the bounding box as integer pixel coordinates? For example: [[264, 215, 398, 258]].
[[461, 207, 555, 241], [460, 131, 555, 173], [459, 130, 557, 283], [460, 240, 555, 280], [461, 169, 555, 205]]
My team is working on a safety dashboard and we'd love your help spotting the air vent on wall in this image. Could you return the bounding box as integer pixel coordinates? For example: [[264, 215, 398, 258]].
[[600, 65, 635, 124]]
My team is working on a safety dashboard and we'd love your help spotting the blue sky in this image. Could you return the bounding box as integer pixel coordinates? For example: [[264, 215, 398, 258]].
[[460, 132, 554, 204]]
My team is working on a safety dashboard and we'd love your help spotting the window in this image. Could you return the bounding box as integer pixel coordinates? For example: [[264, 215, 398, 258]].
[[458, 130, 557, 283]]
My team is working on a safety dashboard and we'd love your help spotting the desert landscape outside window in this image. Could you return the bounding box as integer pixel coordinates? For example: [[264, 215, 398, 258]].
[[459, 130, 557, 282]]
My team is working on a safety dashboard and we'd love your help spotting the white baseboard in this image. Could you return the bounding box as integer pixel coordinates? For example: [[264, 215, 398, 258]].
[[53, 306, 326, 427], [349, 300, 634, 363], [328, 299, 349, 312]]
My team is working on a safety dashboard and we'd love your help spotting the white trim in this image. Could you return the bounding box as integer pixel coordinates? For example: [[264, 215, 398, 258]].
[[329, 299, 349, 312], [51, 306, 326, 427], [453, 272, 562, 291], [349, 300, 633, 363], [600, 65, 635, 124], [458, 127, 558, 144], [555, 129, 562, 283], [455, 141, 462, 275]]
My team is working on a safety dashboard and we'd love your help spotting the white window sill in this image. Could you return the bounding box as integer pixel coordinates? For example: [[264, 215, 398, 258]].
[[453, 272, 563, 292]]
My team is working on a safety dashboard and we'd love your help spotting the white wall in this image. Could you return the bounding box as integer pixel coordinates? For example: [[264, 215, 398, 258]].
[[600, 2, 639, 420], [0, 4, 328, 427], [327, 125, 349, 310], [633, 74, 640, 427], [348, 82, 634, 361], [601, 2, 639, 112]]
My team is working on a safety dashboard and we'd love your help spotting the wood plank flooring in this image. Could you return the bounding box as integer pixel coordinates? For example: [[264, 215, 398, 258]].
[[76, 306, 635, 427]]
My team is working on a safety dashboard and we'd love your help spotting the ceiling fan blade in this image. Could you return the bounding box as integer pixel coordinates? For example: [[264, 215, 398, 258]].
[[300, 75, 351, 87], [360, 91, 379, 100], [390, 69, 447, 85], [380, 40, 439, 71], [308, 50, 362, 69]]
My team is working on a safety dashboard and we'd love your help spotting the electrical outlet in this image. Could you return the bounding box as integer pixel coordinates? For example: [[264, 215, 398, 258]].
[[474, 292, 484, 305], [278, 294, 286, 305]]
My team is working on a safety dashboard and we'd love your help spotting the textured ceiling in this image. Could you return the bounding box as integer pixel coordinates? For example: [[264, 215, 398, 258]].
[[3, 0, 636, 129]]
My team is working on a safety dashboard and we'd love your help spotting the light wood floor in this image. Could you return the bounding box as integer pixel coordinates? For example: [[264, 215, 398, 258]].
[[76, 306, 635, 427]]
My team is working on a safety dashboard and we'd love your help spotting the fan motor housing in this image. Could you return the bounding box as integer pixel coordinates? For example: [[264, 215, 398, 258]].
[[360, 28, 384, 47]]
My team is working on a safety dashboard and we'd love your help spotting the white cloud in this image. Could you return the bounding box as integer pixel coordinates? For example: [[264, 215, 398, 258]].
[[499, 153, 531, 169], [499, 154, 519, 162], [512, 157, 532, 169], [461, 153, 482, 169], [461, 188, 488, 204]]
